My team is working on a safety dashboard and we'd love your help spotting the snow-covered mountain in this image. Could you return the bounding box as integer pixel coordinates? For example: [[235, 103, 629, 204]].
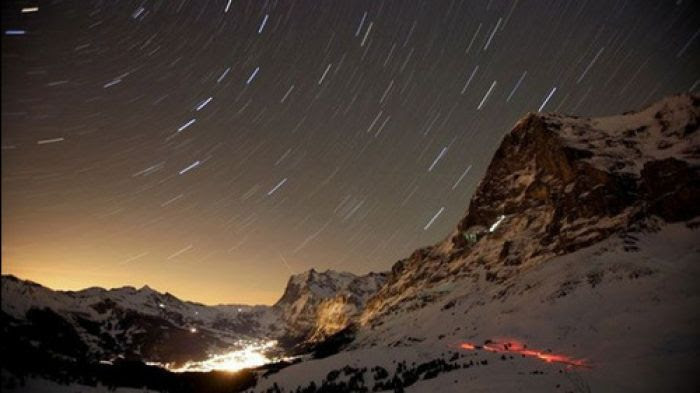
[[1, 269, 384, 367], [2, 94, 698, 392], [359, 93, 699, 330], [1, 275, 280, 364], [249, 94, 700, 392]]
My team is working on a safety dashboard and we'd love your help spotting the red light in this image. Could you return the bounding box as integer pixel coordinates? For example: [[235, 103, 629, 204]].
[[458, 339, 588, 368], [460, 343, 476, 350]]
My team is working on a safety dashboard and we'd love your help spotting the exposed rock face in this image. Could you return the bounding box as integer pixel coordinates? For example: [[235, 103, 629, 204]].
[[273, 269, 387, 342], [360, 94, 699, 327], [308, 272, 388, 341], [640, 157, 700, 222], [455, 113, 638, 257]]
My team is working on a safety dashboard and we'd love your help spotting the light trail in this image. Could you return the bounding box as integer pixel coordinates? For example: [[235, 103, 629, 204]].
[[459, 339, 589, 368]]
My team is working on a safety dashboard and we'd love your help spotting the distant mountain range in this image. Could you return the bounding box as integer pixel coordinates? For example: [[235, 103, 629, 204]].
[[1, 268, 386, 364], [3, 94, 698, 393]]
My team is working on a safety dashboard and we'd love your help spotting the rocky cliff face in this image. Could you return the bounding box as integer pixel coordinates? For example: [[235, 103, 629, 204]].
[[273, 269, 387, 342], [359, 93, 699, 327], [247, 94, 700, 393]]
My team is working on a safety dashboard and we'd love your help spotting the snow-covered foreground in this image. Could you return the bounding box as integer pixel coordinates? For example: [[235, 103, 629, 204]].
[[250, 222, 700, 392], [3, 376, 158, 393]]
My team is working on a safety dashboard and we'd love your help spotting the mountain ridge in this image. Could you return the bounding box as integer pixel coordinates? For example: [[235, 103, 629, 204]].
[[3, 93, 699, 392], [0, 267, 385, 364], [358, 92, 699, 328], [247, 93, 699, 392]]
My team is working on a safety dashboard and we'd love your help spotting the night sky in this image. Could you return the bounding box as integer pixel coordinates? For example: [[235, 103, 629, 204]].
[[2, 0, 698, 304]]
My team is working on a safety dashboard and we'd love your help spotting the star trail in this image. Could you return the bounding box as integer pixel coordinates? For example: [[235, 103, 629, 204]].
[[2, 0, 698, 304]]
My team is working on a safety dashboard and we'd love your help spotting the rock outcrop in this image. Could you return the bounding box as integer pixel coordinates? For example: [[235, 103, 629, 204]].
[[273, 269, 387, 343], [360, 93, 699, 326]]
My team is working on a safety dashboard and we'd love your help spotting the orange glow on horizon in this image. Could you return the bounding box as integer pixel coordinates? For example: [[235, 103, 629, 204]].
[[1, 255, 283, 306]]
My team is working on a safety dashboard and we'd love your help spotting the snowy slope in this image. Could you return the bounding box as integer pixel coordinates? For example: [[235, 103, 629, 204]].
[[2, 376, 159, 393], [556, 94, 699, 175], [248, 94, 700, 392], [250, 206, 700, 393]]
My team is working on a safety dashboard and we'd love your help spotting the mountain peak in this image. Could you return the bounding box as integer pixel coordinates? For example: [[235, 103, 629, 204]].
[[361, 93, 699, 325], [274, 268, 387, 342], [455, 93, 698, 241], [276, 269, 357, 306]]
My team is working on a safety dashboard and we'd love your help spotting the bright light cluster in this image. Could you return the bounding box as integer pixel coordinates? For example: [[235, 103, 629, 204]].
[[148, 339, 278, 373]]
